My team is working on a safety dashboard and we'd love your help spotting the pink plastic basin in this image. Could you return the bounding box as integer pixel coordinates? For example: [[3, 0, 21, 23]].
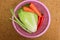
[[12, 0, 51, 38]]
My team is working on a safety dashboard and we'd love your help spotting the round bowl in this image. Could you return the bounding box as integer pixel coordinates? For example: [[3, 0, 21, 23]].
[[12, 0, 51, 38]]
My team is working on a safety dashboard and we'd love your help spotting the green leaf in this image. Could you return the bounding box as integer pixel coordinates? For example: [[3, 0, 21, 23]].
[[18, 9, 38, 32]]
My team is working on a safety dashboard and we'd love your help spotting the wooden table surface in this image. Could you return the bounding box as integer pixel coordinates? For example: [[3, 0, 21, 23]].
[[0, 0, 60, 40]]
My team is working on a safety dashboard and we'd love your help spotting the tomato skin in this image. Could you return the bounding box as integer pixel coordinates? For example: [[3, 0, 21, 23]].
[[37, 16, 44, 30]]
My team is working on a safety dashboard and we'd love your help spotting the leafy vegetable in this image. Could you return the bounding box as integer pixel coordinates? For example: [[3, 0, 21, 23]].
[[17, 9, 38, 32], [30, 3, 42, 17], [10, 9, 32, 33]]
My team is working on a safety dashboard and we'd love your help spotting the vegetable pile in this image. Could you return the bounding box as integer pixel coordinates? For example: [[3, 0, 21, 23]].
[[10, 3, 44, 33]]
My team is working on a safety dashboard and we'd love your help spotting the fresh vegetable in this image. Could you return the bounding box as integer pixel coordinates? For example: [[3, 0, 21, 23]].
[[23, 6, 34, 12], [37, 16, 44, 30], [30, 3, 42, 17], [17, 9, 38, 32], [10, 9, 32, 33], [10, 3, 44, 33]]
